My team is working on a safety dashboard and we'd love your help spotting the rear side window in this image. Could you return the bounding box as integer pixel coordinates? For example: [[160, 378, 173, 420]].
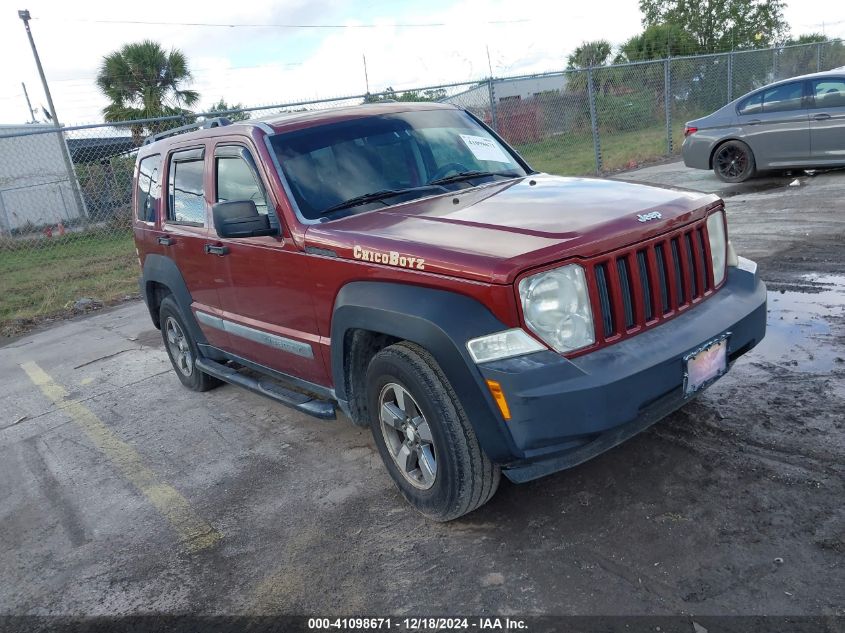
[[738, 93, 762, 115], [811, 78, 845, 108], [167, 151, 205, 225], [136, 154, 161, 223], [761, 82, 804, 113], [216, 151, 269, 215]]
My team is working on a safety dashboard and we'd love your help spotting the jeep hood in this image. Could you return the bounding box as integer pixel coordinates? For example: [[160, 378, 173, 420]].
[[304, 174, 721, 284]]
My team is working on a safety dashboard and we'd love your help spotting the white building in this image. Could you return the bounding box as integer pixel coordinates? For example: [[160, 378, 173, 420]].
[[0, 124, 85, 234], [446, 74, 569, 111]]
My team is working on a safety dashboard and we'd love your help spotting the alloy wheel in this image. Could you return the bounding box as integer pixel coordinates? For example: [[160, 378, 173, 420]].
[[379, 382, 437, 490], [165, 316, 193, 377], [715, 145, 748, 180]]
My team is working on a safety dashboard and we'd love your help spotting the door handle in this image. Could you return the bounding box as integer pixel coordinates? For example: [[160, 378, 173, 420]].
[[157, 235, 174, 246], [204, 244, 230, 256], [747, 119, 762, 125], [812, 113, 831, 121]]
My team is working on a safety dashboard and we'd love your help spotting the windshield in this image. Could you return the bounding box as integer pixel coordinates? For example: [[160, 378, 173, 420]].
[[268, 108, 527, 220]]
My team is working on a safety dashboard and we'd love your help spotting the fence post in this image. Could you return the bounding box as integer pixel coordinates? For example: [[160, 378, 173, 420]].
[[817, 42, 822, 71], [487, 78, 498, 132], [665, 58, 673, 156], [773, 46, 778, 79], [727, 52, 734, 102], [586, 66, 602, 174], [0, 190, 10, 235]]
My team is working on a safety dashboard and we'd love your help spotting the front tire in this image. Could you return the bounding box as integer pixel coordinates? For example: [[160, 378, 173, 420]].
[[159, 296, 221, 392], [366, 342, 500, 521], [713, 140, 756, 183]]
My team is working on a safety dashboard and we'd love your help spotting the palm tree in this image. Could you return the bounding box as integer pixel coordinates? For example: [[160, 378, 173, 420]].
[[96, 40, 199, 139]]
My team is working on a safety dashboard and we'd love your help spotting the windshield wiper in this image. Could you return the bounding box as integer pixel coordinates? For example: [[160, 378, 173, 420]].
[[427, 170, 521, 186], [319, 184, 449, 217], [321, 190, 402, 215]]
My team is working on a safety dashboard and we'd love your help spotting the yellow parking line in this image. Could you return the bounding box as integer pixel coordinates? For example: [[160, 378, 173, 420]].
[[21, 361, 222, 553]]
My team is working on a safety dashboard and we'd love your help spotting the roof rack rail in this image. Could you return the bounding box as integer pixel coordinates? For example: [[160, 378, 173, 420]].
[[143, 116, 232, 145]]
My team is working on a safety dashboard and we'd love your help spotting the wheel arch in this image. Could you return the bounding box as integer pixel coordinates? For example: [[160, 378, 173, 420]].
[[140, 254, 208, 348], [331, 281, 519, 462], [709, 136, 752, 170]]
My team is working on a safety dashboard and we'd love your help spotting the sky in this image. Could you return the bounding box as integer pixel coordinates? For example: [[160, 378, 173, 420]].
[[0, 0, 843, 125]]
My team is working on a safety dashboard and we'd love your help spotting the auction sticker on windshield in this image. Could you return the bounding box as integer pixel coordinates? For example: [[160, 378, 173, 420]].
[[459, 134, 510, 163]]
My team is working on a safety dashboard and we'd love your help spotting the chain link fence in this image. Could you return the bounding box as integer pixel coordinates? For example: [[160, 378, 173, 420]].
[[2, 38, 844, 333]]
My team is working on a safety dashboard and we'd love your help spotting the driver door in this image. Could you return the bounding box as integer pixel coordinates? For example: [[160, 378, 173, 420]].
[[206, 140, 329, 387]]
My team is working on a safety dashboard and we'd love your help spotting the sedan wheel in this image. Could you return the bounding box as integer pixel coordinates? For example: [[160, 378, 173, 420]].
[[713, 140, 756, 183]]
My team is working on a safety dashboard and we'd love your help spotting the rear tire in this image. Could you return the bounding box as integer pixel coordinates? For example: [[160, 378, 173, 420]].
[[159, 296, 221, 392], [366, 342, 500, 521], [712, 140, 756, 183]]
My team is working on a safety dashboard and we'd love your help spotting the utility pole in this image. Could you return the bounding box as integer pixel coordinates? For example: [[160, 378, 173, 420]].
[[18, 9, 86, 217], [362, 54, 370, 94], [21, 81, 36, 123]]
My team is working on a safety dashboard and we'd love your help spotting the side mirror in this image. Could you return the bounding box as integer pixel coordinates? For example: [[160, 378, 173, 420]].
[[212, 200, 277, 238]]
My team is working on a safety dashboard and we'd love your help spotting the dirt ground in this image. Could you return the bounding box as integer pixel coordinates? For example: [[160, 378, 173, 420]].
[[0, 162, 843, 620]]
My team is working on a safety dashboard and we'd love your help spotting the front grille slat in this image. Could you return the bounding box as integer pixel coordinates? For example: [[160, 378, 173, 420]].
[[589, 216, 719, 348], [637, 250, 654, 321], [654, 243, 670, 314], [670, 238, 685, 307], [696, 228, 710, 292], [685, 233, 698, 298], [616, 257, 635, 330], [595, 264, 614, 338]]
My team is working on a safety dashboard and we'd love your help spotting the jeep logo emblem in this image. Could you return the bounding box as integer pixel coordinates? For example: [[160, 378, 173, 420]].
[[637, 211, 663, 223]]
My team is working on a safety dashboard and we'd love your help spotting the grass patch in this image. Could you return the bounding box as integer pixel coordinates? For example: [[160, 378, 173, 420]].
[[515, 125, 675, 176], [0, 231, 138, 332]]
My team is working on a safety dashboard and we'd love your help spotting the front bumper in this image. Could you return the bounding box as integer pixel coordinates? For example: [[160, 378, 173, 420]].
[[477, 265, 766, 482]]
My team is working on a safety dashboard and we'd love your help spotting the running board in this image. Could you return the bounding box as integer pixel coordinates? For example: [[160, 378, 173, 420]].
[[195, 358, 336, 420]]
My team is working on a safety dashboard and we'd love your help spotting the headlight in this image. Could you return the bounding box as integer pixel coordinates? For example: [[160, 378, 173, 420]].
[[466, 328, 545, 364], [706, 210, 727, 287], [518, 264, 595, 353]]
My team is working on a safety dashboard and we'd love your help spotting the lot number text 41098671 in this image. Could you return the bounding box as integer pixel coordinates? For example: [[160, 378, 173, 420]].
[[307, 617, 529, 631]]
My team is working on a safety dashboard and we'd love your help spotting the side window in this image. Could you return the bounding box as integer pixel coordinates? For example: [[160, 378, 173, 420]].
[[811, 78, 845, 108], [167, 152, 206, 225], [215, 150, 269, 215], [761, 82, 804, 113], [738, 92, 763, 116], [135, 154, 161, 222]]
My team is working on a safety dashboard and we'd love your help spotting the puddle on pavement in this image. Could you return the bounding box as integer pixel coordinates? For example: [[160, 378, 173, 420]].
[[748, 274, 845, 373]]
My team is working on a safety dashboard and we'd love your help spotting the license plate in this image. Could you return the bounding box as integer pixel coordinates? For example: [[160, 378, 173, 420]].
[[684, 336, 728, 396]]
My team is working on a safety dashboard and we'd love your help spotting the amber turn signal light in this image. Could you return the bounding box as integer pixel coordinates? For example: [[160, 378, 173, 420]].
[[485, 379, 511, 421]]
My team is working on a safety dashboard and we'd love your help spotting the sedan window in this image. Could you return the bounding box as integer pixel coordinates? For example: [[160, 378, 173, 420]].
[[761, 82, 804, 113], [811, 78, 845, 108], [738, 93, 763, 115]]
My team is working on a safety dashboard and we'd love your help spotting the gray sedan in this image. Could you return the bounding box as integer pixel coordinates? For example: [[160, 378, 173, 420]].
[[682, 69, 845, 182]]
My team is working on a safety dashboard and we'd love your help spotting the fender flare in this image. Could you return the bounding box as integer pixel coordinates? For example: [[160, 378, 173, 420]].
[[140, 254, 208, 347], [330, 281, 519, 462]]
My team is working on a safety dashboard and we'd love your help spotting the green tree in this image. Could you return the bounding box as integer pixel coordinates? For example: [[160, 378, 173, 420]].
[[785, 33, 827, 45], [567, 40, 613, 69], [363, 86, 448, 103], [207, 98, 251, 121], [96, 40, 199, 139], [565, 40, 614, 94], [638, 0, 789, 52], [778, 33, 845, 78], [616, 23, 699, 62]]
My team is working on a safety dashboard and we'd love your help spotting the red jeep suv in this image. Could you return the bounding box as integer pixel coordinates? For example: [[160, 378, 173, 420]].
[[133, 102, 766, 520]]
